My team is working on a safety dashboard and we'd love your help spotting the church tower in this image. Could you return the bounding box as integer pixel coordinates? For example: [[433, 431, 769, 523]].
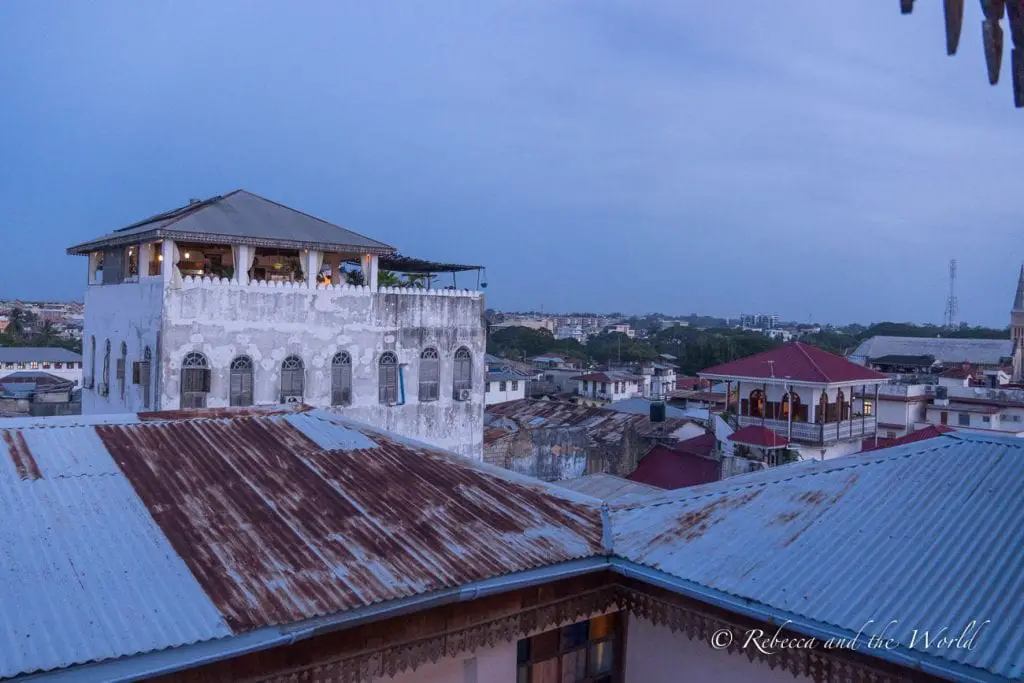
[[1012, 265, 1024, 381]]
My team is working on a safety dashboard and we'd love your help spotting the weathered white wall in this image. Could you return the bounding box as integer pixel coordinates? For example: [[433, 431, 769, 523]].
[[625, 615, 814, 683], [485, 380, 526, 405], [794, 439, 862, 461], [369, 641, 515, 683], [81, 278, 164, 414], [158, 277, 485, 458]]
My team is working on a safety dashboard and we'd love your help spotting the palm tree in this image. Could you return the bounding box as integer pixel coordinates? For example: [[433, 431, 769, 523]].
[[403, 273, 431, 288], [378, 270, 402, 287]]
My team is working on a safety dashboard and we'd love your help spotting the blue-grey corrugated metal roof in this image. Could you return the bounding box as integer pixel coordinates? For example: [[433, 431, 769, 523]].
[[606, 397, 691, 420], [0, 422, 231, 680], [611, 432, 1024, 682], [0, 407, 602, 679], [0, 347, 82, 363], [66, 190, 395, 255], [850, 336, 1014, 366]]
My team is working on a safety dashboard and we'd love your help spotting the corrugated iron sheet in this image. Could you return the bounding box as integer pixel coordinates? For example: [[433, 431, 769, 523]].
[[486, 399, 693, 445], [95, 412, 603, 632], [612, 433, 1024, 681], [0, 424, 230, 680], [557, 473, 660, 502]]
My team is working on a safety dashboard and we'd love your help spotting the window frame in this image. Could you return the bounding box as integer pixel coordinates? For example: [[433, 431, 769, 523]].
[[180, 351, 210, 409], [958, 412, 971, 426], [280, 355, 305, 403], [419, 348, 440, 402], [331, 351, 353, 406], [230, 355, 255, 407], [453, 346, 472, 400], [379, 351, 398, 405], [515, 612, 623, 683]]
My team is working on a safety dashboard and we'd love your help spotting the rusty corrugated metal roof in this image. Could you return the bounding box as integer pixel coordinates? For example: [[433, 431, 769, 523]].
[[0, 407, 603, 679], [486, 399, 693, 445], [95, 410, 603, 632]]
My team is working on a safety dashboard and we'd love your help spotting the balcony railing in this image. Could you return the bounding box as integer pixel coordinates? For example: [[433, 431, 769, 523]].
[[738, 415, 877, 445]]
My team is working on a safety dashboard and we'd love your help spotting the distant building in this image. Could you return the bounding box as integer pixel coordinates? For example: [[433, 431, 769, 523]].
[[849, 336, 1013, 372], [0, 371, 80, 416], [526, 353, 578, 370], [576, 371, 645, 405], [700, 342, 890, 460], [554, 323, 586, 343], [0, 347, 83, 385], [606, 323, 635, 338], [740, 313, 778, 330], [67, 190, 486, 458], [484, 370, 527, 405]]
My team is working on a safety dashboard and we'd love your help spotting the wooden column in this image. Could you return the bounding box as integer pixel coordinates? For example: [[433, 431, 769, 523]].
[[787, 384, 793, 442], [873, 384, 880, 447]]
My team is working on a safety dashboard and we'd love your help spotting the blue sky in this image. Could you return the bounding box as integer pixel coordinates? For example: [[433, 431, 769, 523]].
[[1, 1, 1020, 326]]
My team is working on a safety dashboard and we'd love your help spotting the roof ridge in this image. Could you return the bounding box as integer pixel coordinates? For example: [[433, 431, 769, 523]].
[[795, 341, 830, 383], [619, 436, 986, 511], [235, 190, 395, 251]]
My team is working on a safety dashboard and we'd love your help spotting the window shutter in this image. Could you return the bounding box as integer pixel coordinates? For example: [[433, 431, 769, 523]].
[[201, 368, 212, 392]]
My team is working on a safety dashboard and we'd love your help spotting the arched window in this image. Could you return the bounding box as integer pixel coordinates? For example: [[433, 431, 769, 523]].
[[141, 346, 152, 409], [780, 392, 791, 420], [453, 347, 472, 400], [419, 348, 440, 402], [88, 335, 96, 389], [100, 340, 111, 396], [230, 356, 254, 406], [790, 392, 803, 422], [331, 352, 352, 406], [379, 352, 398, 404], [280, 355, 304, 403], [118, 342, 128, 400], [180, 352, 210, 409], [748, 389, 765, 418], [837, 389, 847, 420]]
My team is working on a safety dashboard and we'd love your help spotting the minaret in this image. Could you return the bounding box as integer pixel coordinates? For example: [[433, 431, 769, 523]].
[[1012, 265, 1024, 381]]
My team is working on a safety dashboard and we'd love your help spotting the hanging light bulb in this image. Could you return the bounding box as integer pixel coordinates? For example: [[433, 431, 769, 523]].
[[184, 251, 191, 260]]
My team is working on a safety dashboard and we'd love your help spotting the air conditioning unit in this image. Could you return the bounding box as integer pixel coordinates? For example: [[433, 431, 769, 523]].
[[283, 395, 301, 404], [97, 382, 108, 396], [456, 388, 472, 402]]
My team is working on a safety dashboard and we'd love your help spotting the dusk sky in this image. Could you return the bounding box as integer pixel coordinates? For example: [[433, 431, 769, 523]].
[[1, 2, 1020, 326]]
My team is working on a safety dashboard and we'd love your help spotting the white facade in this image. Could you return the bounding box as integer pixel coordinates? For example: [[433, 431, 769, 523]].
[[624, 616, 813, 683], [554, 324, 586, 343], [80, 240, 486, 459], [484, 375, 526, 405], [0, 355, 83, 385], [576, 375, 644, 404], [733, 380, 882, 461], [607, 323, 634, 338]]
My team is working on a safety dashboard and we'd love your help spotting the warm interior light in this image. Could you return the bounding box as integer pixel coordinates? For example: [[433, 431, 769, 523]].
[[157, 254, 163, 262], [273, 262, 283, 270], [198, 269, 204, 275], [184, 251, 191, 259]]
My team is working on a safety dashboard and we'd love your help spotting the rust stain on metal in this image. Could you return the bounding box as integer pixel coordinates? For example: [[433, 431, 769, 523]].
[[136, 405, 312, 421], [650, 489, 763, 544], [95, 415, 603, 633], [793, 490, 827, 505], [2, 430, 42, 480], [487, 399, 694, 445], [774, 511, 800, 524]]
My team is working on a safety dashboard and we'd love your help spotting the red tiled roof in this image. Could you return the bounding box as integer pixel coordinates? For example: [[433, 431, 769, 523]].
[[861, 424, 955, 452], [667, 432, 716, 458], [699, 342, 888, 384], [939, 365, 975, 379], [628, 444, 720, 490], [728, 425, 790, 448]]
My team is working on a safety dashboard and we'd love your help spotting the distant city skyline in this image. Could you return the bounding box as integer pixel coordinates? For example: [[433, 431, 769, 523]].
[[1, 1, 1021, 327]]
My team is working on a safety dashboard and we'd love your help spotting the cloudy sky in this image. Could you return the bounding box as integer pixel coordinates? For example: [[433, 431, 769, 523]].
[[1, 1, 1020, 326]]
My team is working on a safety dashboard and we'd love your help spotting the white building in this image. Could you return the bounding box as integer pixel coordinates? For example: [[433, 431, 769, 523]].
[[606, 323, 634, 338], [576, 370, 646, 405], [700, 342, 890, 460], [484, 370, 526, 405], [67, 190, 486, 458], [0, 347, 83, 385], [640, 361, 676, 399], [554, 323, 586, 343]]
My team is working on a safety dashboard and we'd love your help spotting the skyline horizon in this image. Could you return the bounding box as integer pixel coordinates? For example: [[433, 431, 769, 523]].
[[2, 2, 1021, 327]]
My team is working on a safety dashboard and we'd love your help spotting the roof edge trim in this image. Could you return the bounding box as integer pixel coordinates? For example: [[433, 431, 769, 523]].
[[29, 558, 611, 683], [67, 229, 396, 257], [609, 560, 1005, 683]]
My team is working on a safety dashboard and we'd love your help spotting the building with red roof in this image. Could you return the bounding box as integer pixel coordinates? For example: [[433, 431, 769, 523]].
[[861, 424, 955, 452], [700, 342, 890, 461], [628, 436, 721, 490]]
